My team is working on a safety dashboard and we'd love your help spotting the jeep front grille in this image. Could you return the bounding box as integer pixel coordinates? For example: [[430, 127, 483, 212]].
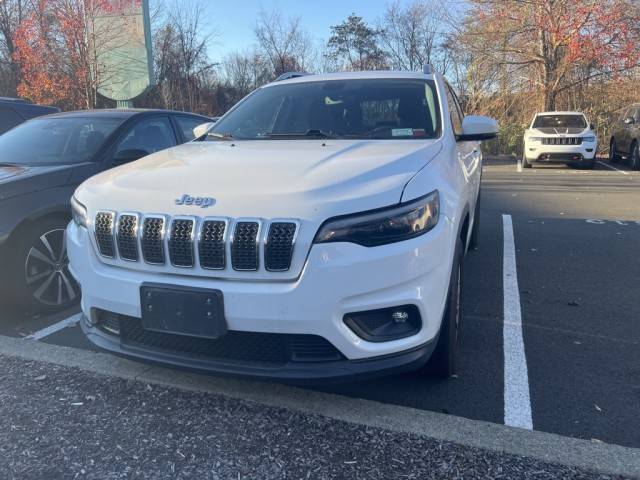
[[93, 212, 299, 274], [199, 220, 227, 270], [541, 137, 582, 145], [231, 221, 260, 271], [169, 218, 195, 267], [141, 217, 165, 265], [95, 212, 115, 258], [116, 214, 139, 261], [265, 222, 297, 271]]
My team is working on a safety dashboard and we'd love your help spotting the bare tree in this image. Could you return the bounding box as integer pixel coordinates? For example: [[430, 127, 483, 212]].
[[379, 0, 452, 73], [254, 9, 315, 77], [0, 0, 29, 96], [223, 49, 271, 99], [154, 0, 218, 113]]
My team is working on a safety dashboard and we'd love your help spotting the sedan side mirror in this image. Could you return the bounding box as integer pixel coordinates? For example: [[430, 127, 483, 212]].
[[624, 117, 636, 125], [113, 148, 150, 164], [457, 115, 499, 142], [590, 123, 596, 130], [193, 122, 215, 139]]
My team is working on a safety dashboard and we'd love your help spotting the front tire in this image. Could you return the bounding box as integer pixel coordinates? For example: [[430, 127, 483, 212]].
[[630, 141, 640, 171], [522, 153, 532, 169], [425, 240, 463, 378], [8, 217, 80, 315], [609, 139, 620, 163]]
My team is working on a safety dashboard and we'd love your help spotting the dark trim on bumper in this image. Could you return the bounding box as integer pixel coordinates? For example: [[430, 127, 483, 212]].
[[80, 315, 436, 385]]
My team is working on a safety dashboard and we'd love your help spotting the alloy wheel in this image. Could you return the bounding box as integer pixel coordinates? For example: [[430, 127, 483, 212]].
[[24, 228, 78, 307]]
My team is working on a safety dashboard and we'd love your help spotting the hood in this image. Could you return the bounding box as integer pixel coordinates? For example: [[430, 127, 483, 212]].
[[530, 127, 589, 135], [76, 139, 442, 221], [0, 164, 75, 201]]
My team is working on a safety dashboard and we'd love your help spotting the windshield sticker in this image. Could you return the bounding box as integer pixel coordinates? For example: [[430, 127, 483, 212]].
[[392, 128, 414, 137]]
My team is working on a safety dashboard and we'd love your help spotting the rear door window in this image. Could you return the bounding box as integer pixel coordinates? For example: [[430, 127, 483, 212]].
[[116, 116, 177, 155], [175, 115, 209, 142], [0, 107, 24, 134]]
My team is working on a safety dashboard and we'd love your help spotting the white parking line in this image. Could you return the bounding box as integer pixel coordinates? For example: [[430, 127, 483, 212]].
[[597, 161, 629, 175], [502, 214, 533, 430], [25, 314, 81, 341]]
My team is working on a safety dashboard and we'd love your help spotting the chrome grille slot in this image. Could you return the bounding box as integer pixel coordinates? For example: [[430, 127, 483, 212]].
[[141, 217, 165, 265], [169, 218, 195, 267], [542, 137, 582, 146], [231, 221, 260, 271], [199, 220, 226, 270], [116, 214, 139, 261], [95, 212, 115, 258], [265, 222, 296, 271]]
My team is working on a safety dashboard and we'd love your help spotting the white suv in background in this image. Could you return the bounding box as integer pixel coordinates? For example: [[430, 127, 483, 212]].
[[523, 111, 597, 169], [67, 68, 498, 382]]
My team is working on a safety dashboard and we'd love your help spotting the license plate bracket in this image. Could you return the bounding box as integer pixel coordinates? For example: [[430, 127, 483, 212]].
[[140, 283, 227, 339]]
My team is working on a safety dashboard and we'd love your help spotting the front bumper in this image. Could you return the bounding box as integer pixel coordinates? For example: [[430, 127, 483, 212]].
[[81, 314, 436, 383], [67, 218, 453, 379], [524, 142, 597, 162]]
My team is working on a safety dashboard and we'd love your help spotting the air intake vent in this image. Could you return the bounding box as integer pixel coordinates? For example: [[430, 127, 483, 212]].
[[231, 221, 260, 271], [95, 212, 115, 258], [199, 220, 226, 270], [265, 222, 296, 271], [116, 214, 139, 261], [169, 218, 195, 267], [141, 216, 165, 265]]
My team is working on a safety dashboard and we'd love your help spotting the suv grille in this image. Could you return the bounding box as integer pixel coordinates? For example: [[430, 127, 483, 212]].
[[231, 222, 260, 271], [265, 222, 297, 271], [94, 312, 344, 365], [116, 214, 139, 261], [542, 137, 582, 145], [141, 217, 165, 265], [199, 220, 226, 269], [169, 219, 195, 267], [93, 213, 298, 273], [95, 212, 115, 258]]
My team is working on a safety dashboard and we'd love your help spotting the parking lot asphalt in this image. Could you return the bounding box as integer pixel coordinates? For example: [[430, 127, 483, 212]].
[[1, 156, 638, 450]]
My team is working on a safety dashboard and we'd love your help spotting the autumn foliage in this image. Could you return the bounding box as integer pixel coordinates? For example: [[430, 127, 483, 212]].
[[461, 0, 640, 111], [13, 0, 142, 109]]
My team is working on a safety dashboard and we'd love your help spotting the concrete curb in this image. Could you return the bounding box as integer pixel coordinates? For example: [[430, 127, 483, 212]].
[[1, 335, 638, 478]]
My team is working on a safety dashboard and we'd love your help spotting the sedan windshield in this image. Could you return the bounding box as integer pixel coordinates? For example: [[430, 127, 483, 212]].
[[533, 114, 587, 129], [210, 79, 441, 140], [0, 117, 122, 165]]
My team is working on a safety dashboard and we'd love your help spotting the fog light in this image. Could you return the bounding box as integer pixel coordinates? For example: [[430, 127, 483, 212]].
[[392, 310, 409, 323], [344, 305, 421, 342]]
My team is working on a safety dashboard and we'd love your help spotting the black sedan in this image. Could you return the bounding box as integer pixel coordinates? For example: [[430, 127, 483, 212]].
[[0, 109, 212, 314]]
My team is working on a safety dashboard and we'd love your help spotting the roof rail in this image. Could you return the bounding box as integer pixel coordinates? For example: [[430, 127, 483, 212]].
[[275, 72, 310, 82], [422, 64, 434, 75], [0, 97, 29, 103]]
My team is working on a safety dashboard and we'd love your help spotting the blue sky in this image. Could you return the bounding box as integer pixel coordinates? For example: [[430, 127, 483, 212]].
[[202, 0, 403, 61]]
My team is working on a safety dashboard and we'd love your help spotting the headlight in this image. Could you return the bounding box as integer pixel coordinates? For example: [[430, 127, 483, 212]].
[[71, 196, 88, 228], [527, 137, 543, 143], [583, 136, 596, 143], [314, 191, 439, 247]]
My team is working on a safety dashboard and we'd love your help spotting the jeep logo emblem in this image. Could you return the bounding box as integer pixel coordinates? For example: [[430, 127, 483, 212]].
[[175, 194, 215, 208]]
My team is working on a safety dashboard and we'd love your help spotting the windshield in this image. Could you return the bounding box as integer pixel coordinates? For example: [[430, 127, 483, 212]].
[[0, 117, 122, 165], [210, 79, 441, 140], [532, 114, 587, 129]]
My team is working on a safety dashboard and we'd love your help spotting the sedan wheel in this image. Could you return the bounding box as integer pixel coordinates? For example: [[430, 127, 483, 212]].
[[24, 228, 78, 309], [630, 142, 640, 171]]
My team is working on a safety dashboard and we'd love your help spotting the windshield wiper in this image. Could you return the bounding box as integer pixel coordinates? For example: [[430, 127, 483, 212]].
[[206, 132, 234, 141], [0, 162, 21, 167], [266, 129, 335, 139]]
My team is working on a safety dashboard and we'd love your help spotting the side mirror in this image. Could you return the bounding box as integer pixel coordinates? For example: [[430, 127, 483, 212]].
[[590, 123, 596, 130], [193, 122, 215, 139], [624, 117, 636, 125], [457, 115, 499, 142], [113, 148, 149, 164]]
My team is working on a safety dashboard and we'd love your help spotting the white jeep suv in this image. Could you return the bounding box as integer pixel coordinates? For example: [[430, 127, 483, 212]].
[[67, 69, 498, 382], [523, 111, 597, 169]]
